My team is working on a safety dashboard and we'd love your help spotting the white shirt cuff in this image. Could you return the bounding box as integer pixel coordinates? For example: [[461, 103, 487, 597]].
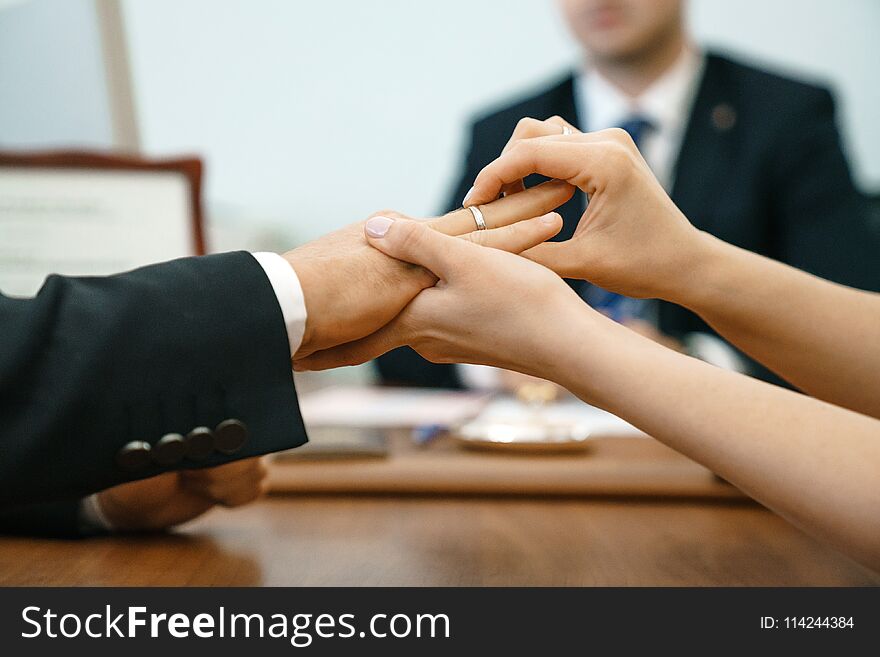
[[78, 493, 113, 533], [683, 332, 746, 372], [457, 363, 501, 390], [252, 252, 308, 356]]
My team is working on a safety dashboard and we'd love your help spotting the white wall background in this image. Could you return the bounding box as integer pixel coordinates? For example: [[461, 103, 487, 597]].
[[3, 0, 879, 250], [119, 0, 880, 248], [0, 0, 113, 148], [121, 0, 580, 249]]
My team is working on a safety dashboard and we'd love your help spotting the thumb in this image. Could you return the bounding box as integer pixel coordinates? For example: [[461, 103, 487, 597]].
[[365, 216, 461, 279]]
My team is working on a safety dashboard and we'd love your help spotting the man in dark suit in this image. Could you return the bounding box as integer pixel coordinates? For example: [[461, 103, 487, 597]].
[[0, 191, 563, 537], [0, 252, 304, 536], [377, 0, 879, 388]]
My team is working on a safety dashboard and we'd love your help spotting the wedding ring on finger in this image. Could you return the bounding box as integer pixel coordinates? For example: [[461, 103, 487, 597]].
[[469, 205, 488, 231], [561, 124, 573, 136]]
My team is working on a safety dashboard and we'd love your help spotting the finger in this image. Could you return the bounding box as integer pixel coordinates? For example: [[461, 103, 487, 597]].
[[364, 216, 463, 278], [503, 116, 581, 154], [182, 467, 266, 505], [295, 319, 406, 372], [366, 209, 411, 222], [430, 179, 574, 235], [468, 139, 625, 206], [516, 127, 634, 149], [460, 212, 562, 253], [497, 117, 572, 197], [498, 117, 582, 197], [216, 481, 266, 508], [181, 464, 266, 493], [544, 115, 580, 134], [468, 129, 635, 207], [179, 458, 267, 503], [474, 116, 554, 200], [499, 179, 527, 197], [182, 457, 266, 483]]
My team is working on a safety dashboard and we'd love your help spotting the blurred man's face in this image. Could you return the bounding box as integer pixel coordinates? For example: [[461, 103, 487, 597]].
[[557, 0, 685, 61]]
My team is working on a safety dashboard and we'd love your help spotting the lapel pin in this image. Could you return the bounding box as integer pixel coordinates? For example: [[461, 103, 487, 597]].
[[711, 103, 737, 132]]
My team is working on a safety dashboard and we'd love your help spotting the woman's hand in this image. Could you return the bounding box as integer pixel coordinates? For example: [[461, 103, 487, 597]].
[[96, 458, 269, 532], [464, 118, 708, 302], [294, 217, 600, 378], [286, 180, 573, 359]]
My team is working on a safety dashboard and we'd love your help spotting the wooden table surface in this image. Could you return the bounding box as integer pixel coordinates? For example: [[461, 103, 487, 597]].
[[270, 434, 748, 499], [2, 496, 877, 586]]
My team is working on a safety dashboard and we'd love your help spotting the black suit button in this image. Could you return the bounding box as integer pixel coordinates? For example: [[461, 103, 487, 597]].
[[214, 419, 249, 454], [185, 426, 215, 460], [152, 433, 187, 466], [116, 441, 152, 471]]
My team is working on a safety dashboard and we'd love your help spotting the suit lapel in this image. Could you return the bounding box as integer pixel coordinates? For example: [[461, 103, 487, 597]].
[[523, 72, 580, 127], [670, 54, 739, 233]]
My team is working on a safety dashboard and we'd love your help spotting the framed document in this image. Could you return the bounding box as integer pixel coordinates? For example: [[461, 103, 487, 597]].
[[0, 152, 205, 297]]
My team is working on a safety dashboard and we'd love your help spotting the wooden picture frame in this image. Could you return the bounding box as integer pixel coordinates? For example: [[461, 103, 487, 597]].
[[0, 150, 206, 255]]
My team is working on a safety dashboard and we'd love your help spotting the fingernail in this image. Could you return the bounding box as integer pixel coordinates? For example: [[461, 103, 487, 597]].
[[462, 186, 474, 205], [365, 215, 394, 238], [539, 212, 558, 224]]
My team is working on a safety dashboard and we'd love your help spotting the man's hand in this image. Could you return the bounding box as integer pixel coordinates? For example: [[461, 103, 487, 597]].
[[96, 458, 268, 532], [284, 180, 573, 359]]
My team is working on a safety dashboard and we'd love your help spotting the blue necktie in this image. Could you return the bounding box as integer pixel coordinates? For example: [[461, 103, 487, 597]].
[[618, 116, 655, 150], [579, 115, 655, 323]]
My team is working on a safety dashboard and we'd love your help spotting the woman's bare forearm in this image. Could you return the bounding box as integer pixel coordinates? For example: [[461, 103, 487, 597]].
[[665, 233, 880, 418], [552, 312, 880, 571]]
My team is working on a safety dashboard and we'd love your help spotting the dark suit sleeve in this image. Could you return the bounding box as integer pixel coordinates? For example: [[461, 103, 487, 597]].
[[0, 499, 84, 538], [0, 251, 308, 524], [372, 125, 487, 389], [770, 88, 880, 291]]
